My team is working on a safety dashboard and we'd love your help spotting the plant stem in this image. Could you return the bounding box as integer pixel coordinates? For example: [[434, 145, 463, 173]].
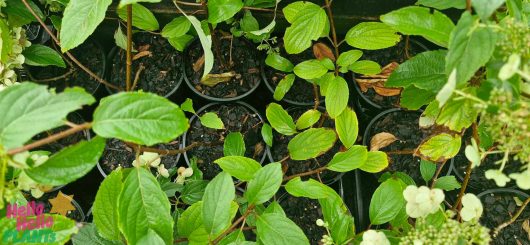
[[29, 69, 76, 83], [452, 159, 473, 213], [323, 0, 339, 75], [212, 205, 255, 244], [430, 160, 447, 188], [126, 5, 133, 91], [7, 123, 92, 155], [493, 197, 530, 236], [283, 166, 328, 182], [313, 84, 320, 110], [174, 0, 274, 12], [466, 0, 472, 12], [125, 141, 222, 156], [131, 64, 145, 91]]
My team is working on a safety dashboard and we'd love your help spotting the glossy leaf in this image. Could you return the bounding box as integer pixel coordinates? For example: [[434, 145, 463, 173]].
[[369, 178, 406, 225], [199, 112, 225, 129], [335, 107, 359, 148], [349, 60, 382, 75], [285, 177, 338, 199], [93, 169, 123, 242], [273, 74, 295, 101], [208, 0, 244, 24], [117, 4, 159, 31], [224, 132, 245, 156], [359, 151, 389, 173], [256, 213, 309, 245], [261, 123, 273, 147], [418, 133, 461, 162], [288, 128, 336, 160], [245, 162, 282, 205], [181, 180, 208, 205], [293, 60, 329, 80], [436, 95, 479, 131], [168, 35, 194, 52], [161, 16, 191, 38], [202, 172, 235, 236], [326, 76, 349, 118], [295, 109, 321, 130], [177, 201, 203, 237], [23, 44, 66, 68], [327, 145, 368, 172], [214, 156, 261, 181], [266, 103, 297, 135], [345, 22, 400, 50], [265, 53, 294, 72], [283, 2, 327, 54], [336, 50, 363, 68]]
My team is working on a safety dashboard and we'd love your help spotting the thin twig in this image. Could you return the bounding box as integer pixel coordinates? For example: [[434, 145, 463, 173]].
[[323, 0, 340, 75], [212, 205, 255, 244], [493, 197, 530, 236], [313, 84, 320, 110], [126, 5, 133, 91], [126, 141, 222, 156], [174, 0, 274, 12], [131, 64, 145, 91], [430, 160, 447, 188], [453, 122, 480, 214], [283, 166, 328, 182], [31, 69, 76, 83]]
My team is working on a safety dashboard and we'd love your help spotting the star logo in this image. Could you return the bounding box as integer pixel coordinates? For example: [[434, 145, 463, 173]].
[[48, 191, 76, 216]]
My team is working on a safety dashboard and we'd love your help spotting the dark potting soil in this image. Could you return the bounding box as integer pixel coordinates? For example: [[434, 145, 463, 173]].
[[185, 37, 261, 99], [356, 40, 426, 109], [481, 192, 530, 244], [109, 32, 183, 96], [367, 111, 433, 184], [186, 104, 266, 180], [100, 138, 181, 176], [27, 191, 84, 222], [264, 45, 319, 104], [27, 42, 103, 94], [270, 108, 340, 183], [281, 195, 325, 244], [33, 113, 89, 153]]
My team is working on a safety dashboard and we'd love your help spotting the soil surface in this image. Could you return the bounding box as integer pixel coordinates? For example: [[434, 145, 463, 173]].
[[185, 104, 266, 180], [281, 195, 325, 244], [109, 32, 183, 96], [185, 36, 261, 99], [99, 138, 182, 176], [480, 191, 530, 245], [27, 191, 84, 222], [27, 41, 103, 94], [270, 107, 340, 184], [366, 110, 433, 184]]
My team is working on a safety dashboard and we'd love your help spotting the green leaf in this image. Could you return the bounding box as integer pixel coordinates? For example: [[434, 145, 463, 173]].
[[137, 229, 166, 245], [434, 176, 461, 191], [349, 60, 382, 75], [416, 0, 466, 9], [345, 22, 401, 50], [418, 133, 461, 162], [445, 12, 497, 84], [359, 151, 389, 173], [240, 10, 259, 32], [283, 2, 311, 23], [435, 69, 457, 108], [265, 53, 294, 72], [327, 145, 368, 172], [288, 128, 336, 160], [168, 35, 194, 52], [285, 177, 338, 199], [336, 50, 363, 68], [369, 178, 406, 225], [261, 123, 273, 147], [208, 0, 244, 24], [72, 223, 123, 245], [0, 19, 12, 63], [50, 15, 63, 31], [118, 0, 161, 8], [60, 0, 112, 51], [245, 162, 282, 205], [162, 16, 191, 38], [117, 4, 159, 31], [0, 83, 95, 150], [380, 6, 455, 47], [177, 201, 204, 237], [420, 160, 437, 182], [386, 50, 448, 92], [203, 172, 235, 236], [181, 98, 195, 114], [114, 26, 132, 52], [436, 95, 479, 131], [93, 169, 123, 242], [199, 112, 225, 129], [25, 137, 106, 186], [23, 44, 66, 68], [473, 0, 506, 21], [256, 213, 309, 245], [93, 92, 189, 146], [181, 180, 208, 205], [181, 14, 213, 80], [283, 2, 327, 54], [293, 60, 329, 80], [3, 0, 45, 27], [295, 109, 321, 130], [224, 132, 246, 156], [214, 156, 261, 181], [273, 74, 295, 101], [335, 107, 359, 149], [263, 201, 286, 216], [266, 103, 297, 136], [326, 76, 349, 118], [400, 86, 436, 110], [118, 168, 173, 245]]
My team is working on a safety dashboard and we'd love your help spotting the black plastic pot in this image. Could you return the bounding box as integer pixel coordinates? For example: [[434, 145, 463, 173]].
[[182, 101, 272, 179], [182, 38, 262, 102]]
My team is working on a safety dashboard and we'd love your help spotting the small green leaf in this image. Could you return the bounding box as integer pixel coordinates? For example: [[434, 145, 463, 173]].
[[256, 213, 309, 245], [202, 172, 235, 236], [349, 60, 382, 75], [261, 123, 273, 147], [200, 112, 225, 129], [359, 151, 389, 173], [161, 16, 191, 38], [23, 44, 66, 68], [114, 26, 133, 52], [265, 53, 294, 72], [117, 3, 159, 31], [369, 178, 406, 225], [93, 169, 123, 242], [285, 177, 338, 199], [288, 128, 336, 160], [208, 0, 244, 24], [214, 156, 261, 181], [434, 176, 461, 191], [345, 22, 401, 50], [418, 133, 461, 162], [3, 0, 45, 27], [435, 69, 457, 108], [245, 162, 282, 205], [295, 109, 321, 130], [335, 107, 359, 149], [326, 76, 349, 118], [336, 50, 363, 68], [293, 60, 329, 80], [420, 160, 437, 182], [327, 145, 368, 172], [224, 132, 246, 156], [266, 103, 297, 136], [273, 74, 295, 101], [283, 2, 327, 54], [181, 98, 195, 114], [168, 35, 194, 52], [177, 201, 203, 237]]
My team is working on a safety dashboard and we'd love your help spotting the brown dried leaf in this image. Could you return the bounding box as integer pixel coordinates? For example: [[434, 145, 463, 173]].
[[370, 132, 398, 151], [193, 54, 205, 72], [313, 42, 335, 61], [373, 86, 402, 96], [200, 71, 237, 87], [380, 62, 399, 76], [132, 51, 152, 61], [356, 62, 401, 96], [138, 44, 150, 52]]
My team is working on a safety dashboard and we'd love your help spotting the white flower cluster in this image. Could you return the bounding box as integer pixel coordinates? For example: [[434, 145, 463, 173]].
[[460, 193, 483, 221], [132, 152, 169, 178], [0, 27, 31, 90], [360, 230, 390, 245], [175, 167, 193, 184], [403, 186, 444, 218], [11, 151, 52, 198]]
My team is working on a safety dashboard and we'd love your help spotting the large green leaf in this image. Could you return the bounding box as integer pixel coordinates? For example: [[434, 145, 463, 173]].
[[359, 151, 389, 173], [327, 145, 367, 172], [177, 201, 204, 237], [380, 6, 455, 47], [202, 172, 235, 237], [3, 0, 45, 27], [369, 178, 406, 225], [295, 109, 321, 130], [117, 4, 159, 31], [445, 12, 497, 85], [223, 132, 245, 156], [0, 83, 95, 150], [61, 0, 112, 51], [72, 223, 123, 245], [335, 107, 359, 149], [118, 168, 173, 244], [23, 45, 66, 68], [118, 0, 161, 8], [266, 103, 297, 135], [345, 22, 401, 50], [25, 137, 106, 186], [326, 76, 349, 118], [285, 177, 338, 199], [214, 156, 261, 181], [256, 213, 309, 245], [416, 0, 466, 9], [208, 0, 244, 24], [288, 128, 336, 160], [161, 16, 191, 38], [436, 95, 479, 131], [245, 162, 282, 205], [400, 86, 436, 110], [293, 60, 329, 79], [283, 2, 327, 54], [418, 133, 461, 162], [93, 169, 123, 242], [181, 180, 208, 205], [472, 0, 506, 21], [93, 92, 188, 146]]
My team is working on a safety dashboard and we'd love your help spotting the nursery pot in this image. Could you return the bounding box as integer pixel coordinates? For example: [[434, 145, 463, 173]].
[[182, 101, 272, 180], [105, 32, 184, 98], [182, 37, 262, 102]]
